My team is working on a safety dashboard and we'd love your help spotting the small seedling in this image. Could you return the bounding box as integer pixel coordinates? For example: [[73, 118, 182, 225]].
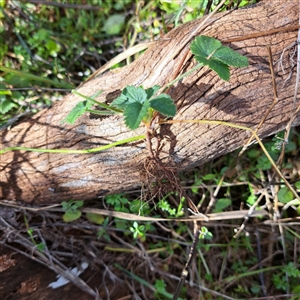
[[199, 226, 213, 240], [130, 221, 146, 241], [61, 200, 84, 222]]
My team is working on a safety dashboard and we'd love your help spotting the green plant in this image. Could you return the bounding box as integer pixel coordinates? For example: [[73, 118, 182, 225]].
[[272, 262, 300, 292], [130, 221, 147, 241], [199, 226, 213, 240], [157, 193, 184, 217], [23, 215, 45, 252], [1, 35, 249, 156], [61, 200, 84, 222], [105, 193, 130, 212]]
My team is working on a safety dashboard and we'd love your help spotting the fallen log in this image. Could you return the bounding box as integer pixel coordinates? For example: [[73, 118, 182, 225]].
[[1, 0, 299, 203]]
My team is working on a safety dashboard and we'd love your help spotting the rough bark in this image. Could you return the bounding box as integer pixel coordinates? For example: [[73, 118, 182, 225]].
[[1, 0, 299, 203]]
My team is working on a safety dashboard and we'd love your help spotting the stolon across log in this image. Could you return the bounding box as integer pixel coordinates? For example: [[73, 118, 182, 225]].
[[1, 0, 300, 204]]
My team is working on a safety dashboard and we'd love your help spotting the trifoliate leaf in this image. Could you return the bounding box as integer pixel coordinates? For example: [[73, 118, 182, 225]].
[[62, 100, 93, 124], [124, 100, 150, 130], [212, 46, 248, 68], [150, 94, 176, 117]]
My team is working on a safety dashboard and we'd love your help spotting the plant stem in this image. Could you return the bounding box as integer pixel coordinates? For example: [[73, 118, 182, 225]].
[[0, 135, 145, 155]]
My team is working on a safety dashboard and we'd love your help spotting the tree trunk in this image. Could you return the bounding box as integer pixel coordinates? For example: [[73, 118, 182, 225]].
[[1, 0, 299, 203]]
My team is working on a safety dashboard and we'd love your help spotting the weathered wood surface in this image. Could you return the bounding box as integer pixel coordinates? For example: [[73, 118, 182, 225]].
[[1, 1, 299, 203]]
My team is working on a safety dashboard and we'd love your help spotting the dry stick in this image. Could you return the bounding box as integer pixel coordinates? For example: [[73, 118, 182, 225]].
[[233, 193, 265, 238], [172, 220, 200, 300]]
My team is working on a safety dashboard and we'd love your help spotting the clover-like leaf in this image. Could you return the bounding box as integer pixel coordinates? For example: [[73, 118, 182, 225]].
[[150, 94, 176, 117], [124, 99, 150, 130]]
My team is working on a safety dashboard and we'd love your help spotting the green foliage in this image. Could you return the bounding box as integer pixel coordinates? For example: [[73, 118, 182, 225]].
[[26, 227, 46, 252], [62, 100, 94, 124], [272, 262, 300, 292], [103, 14, 125, 35], [130, 221, 146, 241], [157, 193, 184, 217], [96, 217, 111, 242], [105, 193, 130, 212], [190, 35, 248, 81], [111, 85, 176, 130], [213, 198, 232, 213], [199, 226, 213, 240], [154, 279, 168, 299], [278, 186, 294, 204], [61, 200, 84, 222], [86, 212, 104, 225]]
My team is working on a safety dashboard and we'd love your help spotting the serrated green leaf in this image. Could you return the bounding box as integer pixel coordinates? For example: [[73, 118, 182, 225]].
[[145, 85, 160, 99], [278, 186, 294, 204], [212, 46, 248, 67], [111, 86, 148, 110], [62, 101, 93, 124], [190, 35, 222, 58], [150, 94, 176, 117], [295, 182, 300, 190], [63, 210, 81, 222], [110, 93, 128, 109], [123, 85, 147, 104], [124, 100, 150, 130]]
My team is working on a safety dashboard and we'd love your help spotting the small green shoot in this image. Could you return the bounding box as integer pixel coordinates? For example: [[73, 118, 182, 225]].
[[97, 217, 111, 242], [26, 227, 46, 252], [23, 215, 46, 253], [105, 193, 130, 212], [157, 193, 184, 217], [199, 226, 213, 240], [61, 200, 84, 222], [130, 221, 146, 241]]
